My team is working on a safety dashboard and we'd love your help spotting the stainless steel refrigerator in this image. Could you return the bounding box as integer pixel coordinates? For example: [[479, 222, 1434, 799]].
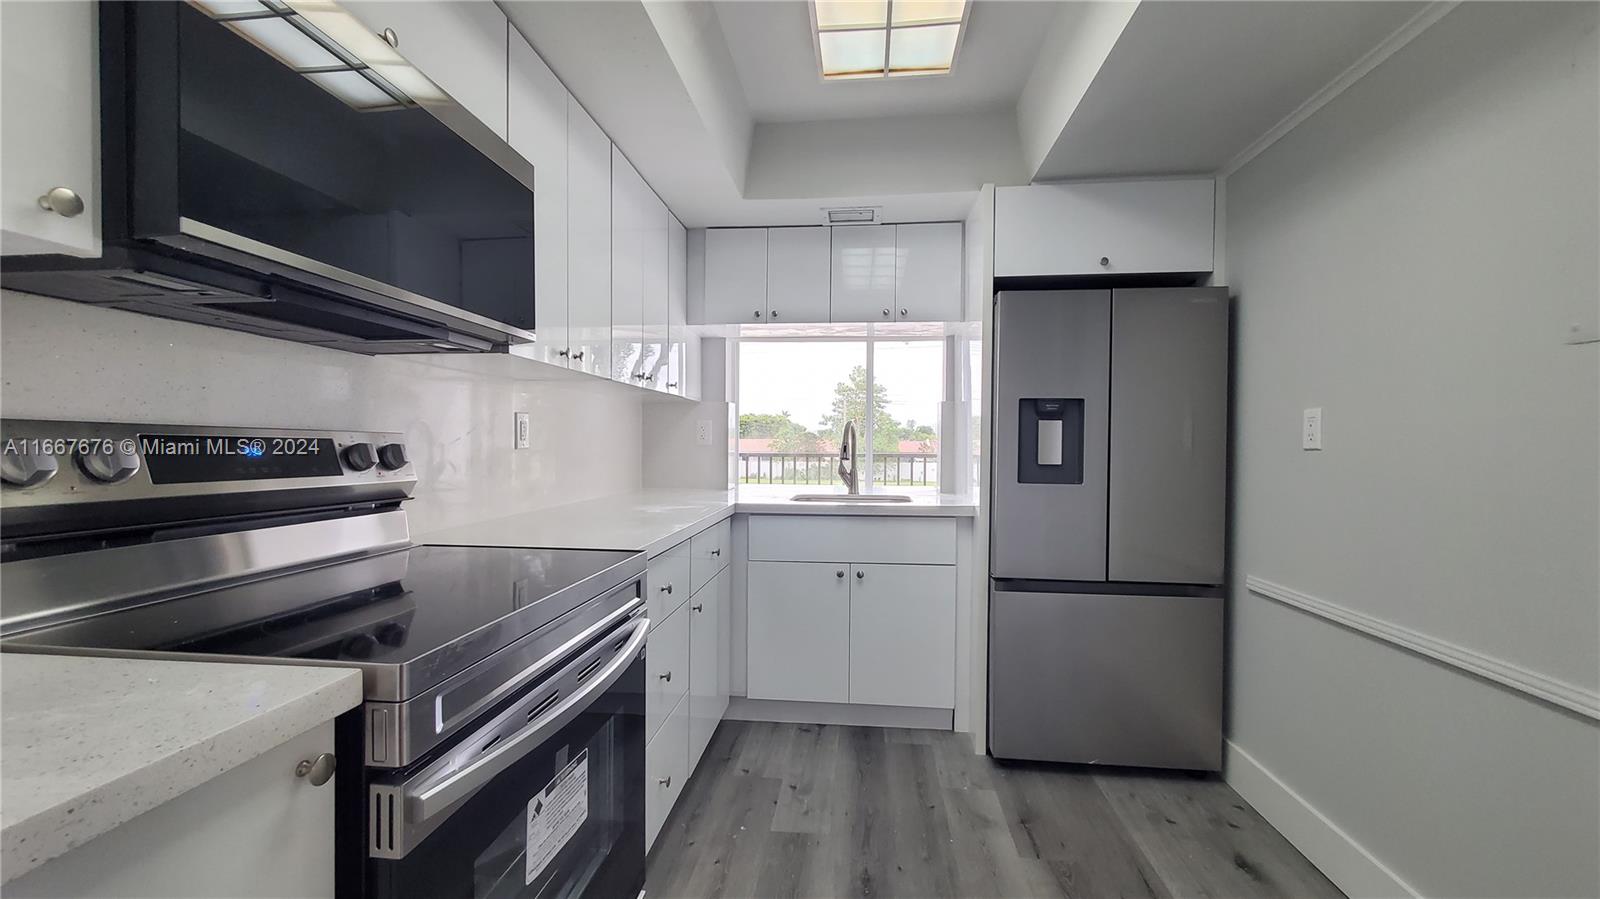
[[988, 288, 1227, 770]]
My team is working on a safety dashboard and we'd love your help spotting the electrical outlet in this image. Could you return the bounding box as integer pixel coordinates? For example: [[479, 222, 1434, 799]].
[[514, 412, 531, 449], [695, 419, 712, 447], [1302, 407, 1322, 451]]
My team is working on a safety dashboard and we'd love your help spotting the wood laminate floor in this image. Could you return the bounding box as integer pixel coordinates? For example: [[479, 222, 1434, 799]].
[[646, 721, 1345, 899]]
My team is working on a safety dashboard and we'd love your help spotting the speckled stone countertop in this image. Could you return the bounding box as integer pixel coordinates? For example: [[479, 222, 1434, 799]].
[[0, 653, 362, 883]]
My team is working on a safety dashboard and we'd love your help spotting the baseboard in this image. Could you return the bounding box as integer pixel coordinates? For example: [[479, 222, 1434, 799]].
[[1225, 741, 1420, 899], [725, 696, 953, 730]]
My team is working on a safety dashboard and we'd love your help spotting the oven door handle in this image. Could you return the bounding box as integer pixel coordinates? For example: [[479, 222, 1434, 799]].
[[408, 615, 649, 821]]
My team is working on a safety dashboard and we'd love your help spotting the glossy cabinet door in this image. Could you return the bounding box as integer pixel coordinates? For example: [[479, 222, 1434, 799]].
[[1, 0, 99, 257], [895, 222, 962, 321], [640, 191, 670, 391], [611, 148, 646, 384], [344, 1, 509, 138], [667, 216, 690, 396], [703, 228, 767, 324], [994, 180, 1215, 277], [764, 227, 832, 323], [566, 97, 611, 377], [508, 28, 568, 367], [746, 561, 850, 703], [847, 563, 957, 708], [829, 225, 898, 323], [687, 568, 723, 773], [644, 692, 688, 853]]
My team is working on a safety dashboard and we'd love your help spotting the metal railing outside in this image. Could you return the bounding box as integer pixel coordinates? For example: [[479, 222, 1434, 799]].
[[737, 452, 939, 487]]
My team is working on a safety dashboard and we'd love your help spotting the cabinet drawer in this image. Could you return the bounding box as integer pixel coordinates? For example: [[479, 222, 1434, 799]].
[[644, 604, 689, 742], [644, 693, 688, 852], [748, 515, 956, 565], [689, 519, 731, 592], [647, 540, 692, 628]]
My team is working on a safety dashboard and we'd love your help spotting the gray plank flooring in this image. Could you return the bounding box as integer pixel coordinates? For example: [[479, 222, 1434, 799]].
[[647, 721, 1344, 899]]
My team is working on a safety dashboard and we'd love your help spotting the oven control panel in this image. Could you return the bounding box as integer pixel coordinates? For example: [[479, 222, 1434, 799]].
[[0, 419, 417, 531]]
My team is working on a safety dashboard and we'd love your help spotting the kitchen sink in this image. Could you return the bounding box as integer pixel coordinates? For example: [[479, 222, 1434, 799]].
[[789, 494, 914, 503]]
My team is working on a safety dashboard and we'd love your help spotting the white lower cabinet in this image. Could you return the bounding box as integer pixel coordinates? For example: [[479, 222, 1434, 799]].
[[688, 567, 728, 772], [745, 515, 959, 711], [643, 518, 732, 853], [7, 722, 337, 898], [644, 603, 689, 742], [847, 564, 957, 708], [644, 691, 689, 851], [746, 561, 851, 703]]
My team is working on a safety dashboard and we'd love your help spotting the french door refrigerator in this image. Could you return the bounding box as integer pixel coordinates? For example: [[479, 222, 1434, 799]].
[[988, 288, 1228, 770]]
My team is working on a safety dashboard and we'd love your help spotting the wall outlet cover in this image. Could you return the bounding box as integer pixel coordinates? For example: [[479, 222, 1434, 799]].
[[695, 419, 713, 446], [1302, 407, 1323, 450], [514, 412, 531, 449]]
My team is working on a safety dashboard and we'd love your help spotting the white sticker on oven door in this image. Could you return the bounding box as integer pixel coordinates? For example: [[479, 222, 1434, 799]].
[[525, 750, 588, 885]]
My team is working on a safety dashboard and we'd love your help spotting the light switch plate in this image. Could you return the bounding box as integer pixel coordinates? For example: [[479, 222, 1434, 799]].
[[695, 420, 712, 447], [514, 412, 531, 449], [1302, 407, 1322, 450]]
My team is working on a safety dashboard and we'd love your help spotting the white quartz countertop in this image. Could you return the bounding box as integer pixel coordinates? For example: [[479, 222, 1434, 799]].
[[0, 653, 362, 883], [419, 487, 975, 557]]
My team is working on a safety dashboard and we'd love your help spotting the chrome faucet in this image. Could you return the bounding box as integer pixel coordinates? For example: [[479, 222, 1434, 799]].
[[838, 420, 859, 495]]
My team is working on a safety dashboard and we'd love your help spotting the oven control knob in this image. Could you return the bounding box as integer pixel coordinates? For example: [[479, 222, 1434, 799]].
[[342, 442, 377, 472], [1, 448, 59, 488], [76, 445, 141, 484], [376, 443, 408, 471], [343, 633, 378, 658]]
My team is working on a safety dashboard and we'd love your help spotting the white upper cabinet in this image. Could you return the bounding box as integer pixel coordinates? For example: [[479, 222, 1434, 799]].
[[667, 216, 690, 396], [1, 0, 100, 257], [894, 223, 962, 321], [345, 1, 509, 138], [703, 228, 767, 324], [829, 225, 899, 323], [611, 147, 647, 384], [995, 180, 1215, 277], [507, 28, 568, 367], [566, 98, 611, 377], [764, 227, 832, 324], [640, 191, 670, 391]]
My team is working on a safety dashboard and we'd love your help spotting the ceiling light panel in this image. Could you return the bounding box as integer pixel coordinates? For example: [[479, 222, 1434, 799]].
[[813, 0, 966, 80]]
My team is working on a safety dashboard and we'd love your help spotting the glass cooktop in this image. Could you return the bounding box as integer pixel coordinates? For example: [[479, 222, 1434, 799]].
[[4, 544, 644, 698]]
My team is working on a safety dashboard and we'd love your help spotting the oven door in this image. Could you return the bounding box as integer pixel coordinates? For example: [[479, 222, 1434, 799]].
[[367, 616, 647, 899]]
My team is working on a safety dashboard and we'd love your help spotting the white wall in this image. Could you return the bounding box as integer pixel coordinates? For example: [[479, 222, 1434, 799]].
[[0, 292, 644, 536], [1224, 4, 1599, 897]]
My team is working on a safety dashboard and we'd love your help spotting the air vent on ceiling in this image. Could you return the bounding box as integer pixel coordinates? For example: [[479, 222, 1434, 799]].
[[826, 207, 878, 224]]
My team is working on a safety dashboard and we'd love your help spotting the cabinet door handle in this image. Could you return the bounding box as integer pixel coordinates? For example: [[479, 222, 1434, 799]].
[[658, 671, 672, 682], [658, 775, 672, 787], [666, 382, 678, 389], [295, 753, 336, 787], [753, 310, 763, 318], [658, 583, 673, 595], [856, 570, 864, 580], [836, 569, 845, 578], [710, 548, 721, 557], [572, 351, 585, 361], [769, 310, 779, 318], [381, 27, 399, 48], [899, 307, 908, 317], [692, 603, 703, 612], [37, 187, 84, 218], [558, 349, 570, 358], [1099, 256, 1110, 267], [881, 308, 891, 317]]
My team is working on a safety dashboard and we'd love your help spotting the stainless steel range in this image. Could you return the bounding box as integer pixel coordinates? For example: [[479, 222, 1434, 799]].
[[0, 420, 648, 899]]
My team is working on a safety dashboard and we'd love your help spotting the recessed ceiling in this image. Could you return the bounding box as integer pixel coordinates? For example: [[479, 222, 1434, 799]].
[[715, 0, 1059, 123]]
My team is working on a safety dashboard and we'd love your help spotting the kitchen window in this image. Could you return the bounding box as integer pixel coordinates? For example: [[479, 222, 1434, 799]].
[[736, 329, 947, 495]]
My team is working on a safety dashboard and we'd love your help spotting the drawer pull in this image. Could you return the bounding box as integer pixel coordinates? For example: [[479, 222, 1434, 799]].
[[692, 603, 703, 612], [856, 570, 865, 580], [836, 569, 845, 578], [658, 775, 672, 787], [710, 548, 721, 557], [295, 753, 336, 787], [659, 583, 673, 595], [658, 671, 672, 682]]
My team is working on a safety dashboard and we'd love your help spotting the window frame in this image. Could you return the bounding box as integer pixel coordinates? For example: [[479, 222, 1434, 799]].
[[733, 331, 949, 493]]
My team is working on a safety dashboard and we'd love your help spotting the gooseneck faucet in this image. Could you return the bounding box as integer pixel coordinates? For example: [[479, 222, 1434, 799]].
[[838, 420, 859, 495]]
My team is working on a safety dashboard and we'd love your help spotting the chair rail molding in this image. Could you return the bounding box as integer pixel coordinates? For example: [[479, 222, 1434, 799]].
[[1245, 575, 1600, 721]]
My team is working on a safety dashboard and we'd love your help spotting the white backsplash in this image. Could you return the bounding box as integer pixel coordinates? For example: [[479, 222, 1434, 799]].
[[0, 291, 643, 535]]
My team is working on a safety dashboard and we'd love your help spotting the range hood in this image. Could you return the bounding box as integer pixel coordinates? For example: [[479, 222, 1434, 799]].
[[1, 1, 536, 355]]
